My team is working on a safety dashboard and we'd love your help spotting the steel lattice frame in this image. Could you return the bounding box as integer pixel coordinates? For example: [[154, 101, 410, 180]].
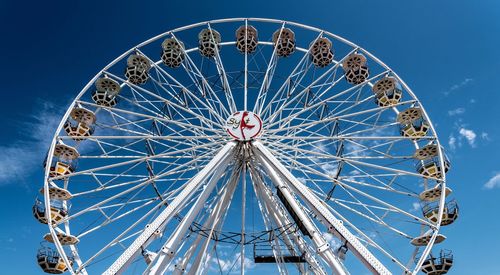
[[40, 18, 451, 275]]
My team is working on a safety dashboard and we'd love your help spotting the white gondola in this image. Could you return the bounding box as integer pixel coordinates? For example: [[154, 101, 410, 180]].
[[397, 107, 430, 139], [198, 29, 221, 58], [422, 200, 459, 226], [235, 25, 258, 53], [39, 186, 73, 201], [161, 38, 185, 68], [272, 27, 295, 57], [37, 245, 74, 274], [310, 37, 334, 67], [411, 233, 446, 246], [44, 232, 79, 246], [92, 77, 121, 107], [125, 54, 151, 85], [44, 144, 79, 178], [420, 249, 453, 275], [419, 184, 452, 202], [414, 144, 451, 178], [33, 199, 68, 225], [343, 53, 369, 84], [63, 107, 96, 140], [372, 76, 403, 107]]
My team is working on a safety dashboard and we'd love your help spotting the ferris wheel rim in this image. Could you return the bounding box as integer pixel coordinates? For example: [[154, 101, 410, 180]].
[[40, 17, 450, 275]]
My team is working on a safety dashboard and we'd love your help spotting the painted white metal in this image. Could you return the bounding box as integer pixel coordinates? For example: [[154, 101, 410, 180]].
[[249, 165, 326, 275], [41, 18, 448, 275], [253, 141, 391, 275], [144, 151, 232, 274], [207, 23, 237, 113], [188, 167, 243, 275], [244, 19, 249, 112], [240, 160, 247, 275], [256, 147, 348, 275], [171, 33, 231, 119], [172, 162, 242, 274], [253, 22, 285, 115], [103, 142, 236, 275]]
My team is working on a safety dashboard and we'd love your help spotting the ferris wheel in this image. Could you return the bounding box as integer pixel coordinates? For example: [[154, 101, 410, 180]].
[[33, 18, 459, 275]]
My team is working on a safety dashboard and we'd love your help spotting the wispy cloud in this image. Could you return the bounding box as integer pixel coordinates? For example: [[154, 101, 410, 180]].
[[0, 235, 17, 252], [323, 232, 341, 249], [321, 163, 339, 177], [449, 125, 489, 151], [458, 128, 477, 147], [448, 135, 457, 150], [409, 202, 421, 213], [0, 99, 66, 186], [447, 107, 465, 116], [484, 172, 500, 190], [210, 252, 255, 273], [444, 78, 473, 96]]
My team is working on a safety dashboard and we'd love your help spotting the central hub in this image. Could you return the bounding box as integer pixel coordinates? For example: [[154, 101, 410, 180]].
[[225, 111, 262, 141]]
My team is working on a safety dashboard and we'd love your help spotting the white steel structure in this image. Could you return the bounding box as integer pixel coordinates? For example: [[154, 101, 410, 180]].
[[35, 18, 458, 275]]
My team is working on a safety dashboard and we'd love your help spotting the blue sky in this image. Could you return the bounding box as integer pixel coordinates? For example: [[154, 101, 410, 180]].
[[1, 0, 499, 274]]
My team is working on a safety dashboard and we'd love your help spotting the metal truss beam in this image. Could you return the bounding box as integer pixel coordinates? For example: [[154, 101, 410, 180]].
[[103, 142, 237, 275], [253, 141, 391, 275], [255, 146, 347, 275]]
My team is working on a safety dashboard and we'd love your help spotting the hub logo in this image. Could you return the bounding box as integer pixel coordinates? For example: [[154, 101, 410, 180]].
[[225, 111, 262, 141]]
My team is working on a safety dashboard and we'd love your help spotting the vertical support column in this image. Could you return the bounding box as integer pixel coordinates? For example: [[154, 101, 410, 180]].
[[240, 162, 246, 275]]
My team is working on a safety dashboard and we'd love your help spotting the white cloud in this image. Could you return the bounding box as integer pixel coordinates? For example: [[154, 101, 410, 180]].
[[297, 177, 307, 184], [450, 78, 473, 91], [321, 163, 339, 177], [211, 251, 255, 273], [444, 78, 473, 95], [449, 124, 486, 151], [323, 232, 341, 250], [448, 135, 456, 150], [0, 99, 65, 186], [484, 173, 500, 189], [344, 142, 367, 158], [459, 128, 477, 147], [349, 170, 361, 176], [409, 202, 421, 213], [481, 132, 490, 141], [447, 108, 465, 116]]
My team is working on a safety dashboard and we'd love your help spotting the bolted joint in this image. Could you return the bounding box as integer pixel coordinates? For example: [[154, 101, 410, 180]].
[[317, 242, 330, 253], [174, 264, 186, 272], [153, 229, 163, 239], [161, 246, 175, 256]]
